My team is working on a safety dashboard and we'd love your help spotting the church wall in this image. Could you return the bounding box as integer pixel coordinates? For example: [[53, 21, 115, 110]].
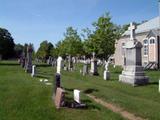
[[114, 32, 149, 66]]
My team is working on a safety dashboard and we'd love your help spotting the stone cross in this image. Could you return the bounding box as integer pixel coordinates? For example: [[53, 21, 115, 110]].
[[57, 56, 63, 74], [128, 22, 136, 41]]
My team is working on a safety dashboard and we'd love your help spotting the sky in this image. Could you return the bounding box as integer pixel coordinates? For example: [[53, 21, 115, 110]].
[[0, 0, 159, 50]]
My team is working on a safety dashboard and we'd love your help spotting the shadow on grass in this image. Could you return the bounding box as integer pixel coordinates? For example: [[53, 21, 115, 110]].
[[64, 96, 101, 110], [37, 72, 53, 77], [36, 74, 50, 79], [65, 88, 74, 92], [0, 63, 19, 66], [148, 81, 158, 85], [36, 64, 51, 67], [84, 88, 98, 94]]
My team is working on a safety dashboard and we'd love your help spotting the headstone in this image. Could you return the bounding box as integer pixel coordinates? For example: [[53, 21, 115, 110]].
[[54, 87, 65, 109], [82, 61, 88, 76], [54, 73, 61, 93], [57, 56, 63, 74], [63, 64, 68, 71], [159, 80, 160, 92], [47, 56, 52, 65], [22, 57, 25, 68], [119, 23, 149, 86], [74, 89, 81, 104], [26, 45, 33, 73], [90, 52, 99, 75], [31, 65, 36, 77], [104, 61, 110, 80], [72, 89, 86, 108], [68, 55, 73, 71]]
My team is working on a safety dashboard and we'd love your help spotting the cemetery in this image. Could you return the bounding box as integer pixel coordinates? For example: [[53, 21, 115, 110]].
[[1, 1, 160, 120]]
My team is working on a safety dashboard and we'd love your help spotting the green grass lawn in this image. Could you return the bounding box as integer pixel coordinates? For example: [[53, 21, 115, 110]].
[[0, 61, 124, 120], [0, 61, 160, 120]]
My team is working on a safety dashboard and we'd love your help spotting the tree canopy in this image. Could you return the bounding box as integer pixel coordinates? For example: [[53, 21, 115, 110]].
[[0, 28, 15, 59], [36, 40, 54, 60], [83, 13, 121, 60], [56, 27, 84, 57], [14, 44, 24, 58]]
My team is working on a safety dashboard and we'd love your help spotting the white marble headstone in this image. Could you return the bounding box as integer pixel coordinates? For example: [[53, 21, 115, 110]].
[[57, 56, 63, 74], [74, 89, 81, 104], [31, 65, 36, 77]]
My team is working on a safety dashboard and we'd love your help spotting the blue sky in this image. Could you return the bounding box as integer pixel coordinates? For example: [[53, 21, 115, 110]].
[[0, 0, 159, 50]]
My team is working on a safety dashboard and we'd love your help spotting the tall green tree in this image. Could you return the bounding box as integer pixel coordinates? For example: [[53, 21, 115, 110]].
[[36, 40, 54, 60], [84, 13, 121, 60], [0, 28, 15, 59], [14, 44, 24, 58], [57, 27, 83, 57]]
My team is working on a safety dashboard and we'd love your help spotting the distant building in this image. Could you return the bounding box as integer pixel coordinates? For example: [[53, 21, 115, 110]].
[[114, 17, 160, 69]]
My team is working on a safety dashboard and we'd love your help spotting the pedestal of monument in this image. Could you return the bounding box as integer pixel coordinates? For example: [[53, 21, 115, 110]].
[[119, 40, 149, 86]]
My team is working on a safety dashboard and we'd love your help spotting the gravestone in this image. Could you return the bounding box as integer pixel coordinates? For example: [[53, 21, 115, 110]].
[[54, 87, 65, 109], [72, 89, 86, 108], [47, 56, 52, 65], [104, 61, 110, 80], [57, 56, 63, 74], [82, 60, 88, 76], [54, 73, 61, 93], [31, 65, 36, 77], [90, 52, 99, 75], [26, 45, 33, 73], [119, 23, 149, 86], [74, 89, 81, 104], [54, 56, 63, 94], [22, 57, 25, 68], [68, 55, 73, 71]]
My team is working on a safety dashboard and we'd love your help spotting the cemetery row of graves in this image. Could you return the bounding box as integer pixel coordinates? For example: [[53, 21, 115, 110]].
[[1, 23, 160, 120]]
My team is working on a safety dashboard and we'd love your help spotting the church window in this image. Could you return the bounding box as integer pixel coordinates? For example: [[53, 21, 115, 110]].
[[143, 39, 148, 56], [150, 38, 155, 44]]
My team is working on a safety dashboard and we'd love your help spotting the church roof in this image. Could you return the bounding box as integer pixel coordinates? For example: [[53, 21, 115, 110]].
[[123, 16, 160, 36]]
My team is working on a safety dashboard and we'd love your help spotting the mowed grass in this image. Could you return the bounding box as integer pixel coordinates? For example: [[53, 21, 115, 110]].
[[60, 63, 160, 120], [0, 61, 124, 120]]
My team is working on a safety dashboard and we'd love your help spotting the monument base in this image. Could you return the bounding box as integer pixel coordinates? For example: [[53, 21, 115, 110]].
[[119, 70, 149, 86], [104, 71, 110, 80]]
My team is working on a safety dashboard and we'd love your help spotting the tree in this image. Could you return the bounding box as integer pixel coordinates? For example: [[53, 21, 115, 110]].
[[0, 28, 15, 59], [57, 27, 83, 57], [36, 40, 54, 61], [14, 44, 24, 58], [83, 13, 121, 60]]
